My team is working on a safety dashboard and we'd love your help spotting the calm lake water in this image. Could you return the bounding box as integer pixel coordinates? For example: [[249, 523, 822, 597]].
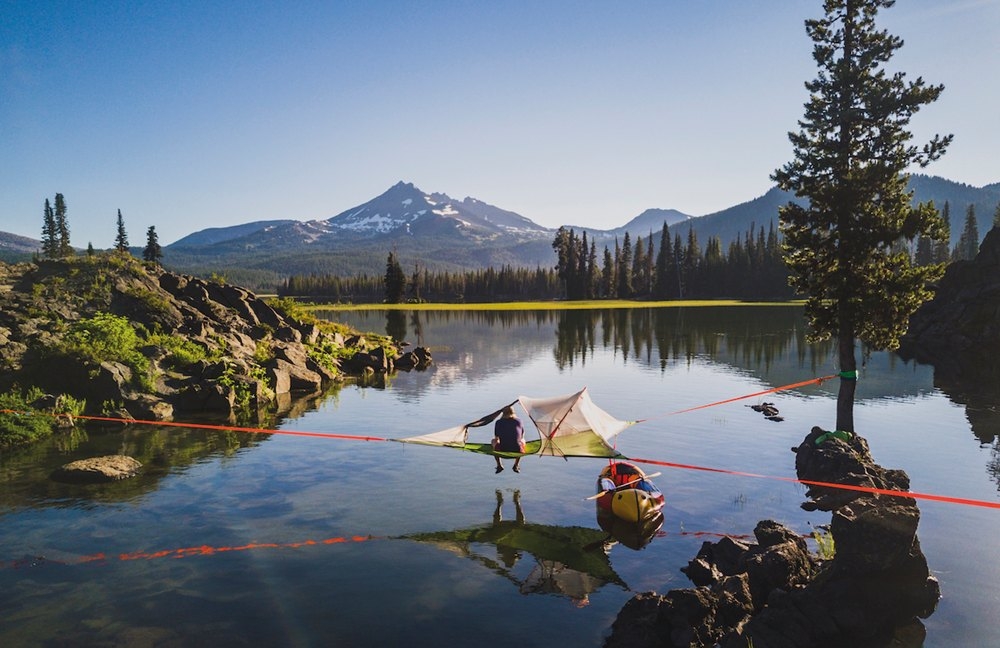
[[2, 306, 998, 647]]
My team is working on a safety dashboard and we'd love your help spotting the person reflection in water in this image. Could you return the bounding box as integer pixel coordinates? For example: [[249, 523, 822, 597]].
[[493, 406, 525, 473], [493, 489, 525, 568]]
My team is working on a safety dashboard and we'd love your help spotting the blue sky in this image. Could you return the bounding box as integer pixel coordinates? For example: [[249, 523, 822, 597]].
[[2, 1, 997, 247]]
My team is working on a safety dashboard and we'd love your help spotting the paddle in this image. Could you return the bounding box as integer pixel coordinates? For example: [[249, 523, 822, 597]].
[[584, 472, 662, 500]]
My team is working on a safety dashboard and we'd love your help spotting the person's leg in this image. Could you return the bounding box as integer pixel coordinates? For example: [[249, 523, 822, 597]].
[[495, 455, 504, 473], [512, 457, 521, 472]]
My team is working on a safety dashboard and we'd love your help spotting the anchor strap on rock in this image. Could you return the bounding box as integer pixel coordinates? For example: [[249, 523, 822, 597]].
[[815, 429, 854, 445]]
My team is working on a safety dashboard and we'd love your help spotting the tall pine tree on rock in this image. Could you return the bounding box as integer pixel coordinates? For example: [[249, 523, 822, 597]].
[[772, 0, 952, 434]]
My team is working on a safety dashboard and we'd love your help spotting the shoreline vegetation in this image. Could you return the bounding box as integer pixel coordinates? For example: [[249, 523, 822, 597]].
[[0, 256, 433, 450], [303, 299, 804, 311]]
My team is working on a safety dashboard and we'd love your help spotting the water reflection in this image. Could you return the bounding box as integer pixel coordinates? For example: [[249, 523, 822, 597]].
[[331, 307, 933, 401], [403, 489, 627, 605], [926, 370, 1000, 491], [0, 426, 267, 511]]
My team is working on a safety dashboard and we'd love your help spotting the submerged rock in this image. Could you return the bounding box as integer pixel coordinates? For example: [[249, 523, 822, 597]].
[[51, 455, 142, 483]]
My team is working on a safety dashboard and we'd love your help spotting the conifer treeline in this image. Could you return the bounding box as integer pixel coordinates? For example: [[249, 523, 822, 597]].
[[279, 222, 797, 302]]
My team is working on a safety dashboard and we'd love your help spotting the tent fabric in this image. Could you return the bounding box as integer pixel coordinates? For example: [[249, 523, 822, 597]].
[[519, 388, 631, 458], [394, 388, 630, 459]]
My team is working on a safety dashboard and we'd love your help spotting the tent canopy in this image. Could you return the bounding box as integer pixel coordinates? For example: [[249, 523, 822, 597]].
[[395, 388, 631, 459]]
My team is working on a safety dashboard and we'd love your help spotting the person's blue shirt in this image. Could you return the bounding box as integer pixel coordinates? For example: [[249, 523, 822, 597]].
[[494, 416, 524, 452]]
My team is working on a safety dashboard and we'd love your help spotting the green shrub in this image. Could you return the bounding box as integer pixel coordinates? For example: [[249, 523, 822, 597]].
[[0, 387, 56, 448], [146, 332, 208, 367], [55, 312, 151, 387]]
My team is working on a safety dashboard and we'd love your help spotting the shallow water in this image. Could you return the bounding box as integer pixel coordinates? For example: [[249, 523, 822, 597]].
[[2, 306, 998, 646]]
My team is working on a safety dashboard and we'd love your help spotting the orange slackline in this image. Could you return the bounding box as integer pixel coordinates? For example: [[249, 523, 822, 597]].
[[627, 456, 1000, 511], [5, 372, 999, 512], [2, 530, 810, 571], [0, 411, 388, 443], [633, 374, 838, 423], [1, 535, 379, 570]]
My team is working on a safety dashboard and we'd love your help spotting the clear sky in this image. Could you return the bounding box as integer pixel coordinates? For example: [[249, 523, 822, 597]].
[[2, 1, 997, 247]]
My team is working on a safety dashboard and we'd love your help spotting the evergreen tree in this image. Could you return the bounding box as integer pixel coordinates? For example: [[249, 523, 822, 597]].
[[41, 198, 57, 259], [771, 0, 951, 433], [587, 241, 601, 299], [87, 242, 95, 257], [114, 209, 130, 253], [602, 247, 616, 298], [654, 223, 672, 298], [994, 202, 1000, 229], [54, 193, 72, 257], [384, 251, 406, 303], [933, 201, 952, 263], [955, 204, 979, 261], [632, 235, 646, 298], [143, 225, 163, 264], [618, 232, 633, 298]]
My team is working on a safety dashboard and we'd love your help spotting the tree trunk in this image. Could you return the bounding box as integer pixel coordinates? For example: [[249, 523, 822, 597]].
[[836, 330, 857, 433]]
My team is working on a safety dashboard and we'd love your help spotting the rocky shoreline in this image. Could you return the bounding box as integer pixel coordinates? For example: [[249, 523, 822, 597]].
[[605, 427, 938, 648], [0, 256, 430, 429]]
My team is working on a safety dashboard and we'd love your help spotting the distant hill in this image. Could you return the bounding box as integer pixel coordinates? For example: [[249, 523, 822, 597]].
[[0, 231, 40, 261]]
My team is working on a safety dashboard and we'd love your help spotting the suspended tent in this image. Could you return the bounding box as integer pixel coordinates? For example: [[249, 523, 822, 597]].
[[395, 388, 633, 459]]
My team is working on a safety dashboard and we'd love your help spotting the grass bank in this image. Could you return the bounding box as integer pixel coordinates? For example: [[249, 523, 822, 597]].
[[305, 299, 801, 312]]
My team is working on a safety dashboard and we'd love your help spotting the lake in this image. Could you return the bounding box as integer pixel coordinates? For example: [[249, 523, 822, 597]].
[[2, 305, 998, 647]]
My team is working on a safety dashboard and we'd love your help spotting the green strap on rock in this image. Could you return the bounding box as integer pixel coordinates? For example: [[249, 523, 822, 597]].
[[815, 430, 854, 445], [838, 370, 858, 380]]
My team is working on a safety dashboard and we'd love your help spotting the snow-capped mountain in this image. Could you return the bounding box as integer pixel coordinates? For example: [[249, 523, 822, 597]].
[[322, 181, 550, 238]]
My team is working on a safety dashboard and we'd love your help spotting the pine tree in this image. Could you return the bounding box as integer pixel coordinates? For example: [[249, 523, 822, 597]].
[[114, 209, 130, 253], [654, 223, 672, 299], [618, 232, 633, 298], [771, 0, 951, 433], [602, 247, 616, 298], [41, 198, 57, 259], [632, 235, 646, 298], [143, 225, 163, 264], [955, 204, 979, 261], [933, 201, 952, 263], [993, 202, 1000, 229], [54, 193, 72, 257], [384, 251, 406, 303]]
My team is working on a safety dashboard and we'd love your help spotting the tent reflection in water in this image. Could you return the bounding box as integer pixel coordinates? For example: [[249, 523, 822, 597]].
[[402, 490, 627, 605], [395, 388, 632, 459]]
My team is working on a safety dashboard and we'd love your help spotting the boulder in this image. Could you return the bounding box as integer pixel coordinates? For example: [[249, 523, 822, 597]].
[[900, 226, 1000, 379], [51, 455, 142, 483], [606, 428, 940, 648]]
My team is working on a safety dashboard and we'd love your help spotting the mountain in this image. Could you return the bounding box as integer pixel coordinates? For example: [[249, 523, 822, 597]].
[[161, 182, 558, 287], [0, 231, 41, 261], [4, 175, 996, 290], [603, 208, 692, 238], [170, 220, 297, 247], [159, 175, 1000, 289]]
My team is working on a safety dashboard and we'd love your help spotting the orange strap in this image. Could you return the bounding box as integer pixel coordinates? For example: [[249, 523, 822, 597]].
[[628, 456, 1000, 510]]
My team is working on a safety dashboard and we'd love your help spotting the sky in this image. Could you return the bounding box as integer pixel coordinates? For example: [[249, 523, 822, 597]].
[[1, 1, 998, 247]]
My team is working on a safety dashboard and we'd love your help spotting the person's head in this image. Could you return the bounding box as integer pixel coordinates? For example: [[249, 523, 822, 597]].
[[502, 406, 515, 418]]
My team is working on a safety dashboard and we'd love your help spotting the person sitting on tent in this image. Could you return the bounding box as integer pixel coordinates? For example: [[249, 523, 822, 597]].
[[493, 406, 525, 473]]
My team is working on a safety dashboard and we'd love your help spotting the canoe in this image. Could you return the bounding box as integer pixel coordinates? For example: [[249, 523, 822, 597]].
[[595, 462, 665, 523]]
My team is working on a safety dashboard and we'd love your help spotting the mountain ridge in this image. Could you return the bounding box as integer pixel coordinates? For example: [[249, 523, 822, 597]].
[[3, 175, 997, 288]]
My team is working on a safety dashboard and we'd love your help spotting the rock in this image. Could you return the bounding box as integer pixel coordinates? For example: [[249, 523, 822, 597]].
[[606, 428, 939, 648], [0, 258, 422, 426], [51, 455, 142, 483], [900, 226, 1000, 378]]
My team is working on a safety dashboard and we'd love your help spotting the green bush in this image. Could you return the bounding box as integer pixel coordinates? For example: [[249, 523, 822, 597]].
[[146, 332, 208, 367], [0, 387, 57, 448], [55, 312, 151, 387]]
